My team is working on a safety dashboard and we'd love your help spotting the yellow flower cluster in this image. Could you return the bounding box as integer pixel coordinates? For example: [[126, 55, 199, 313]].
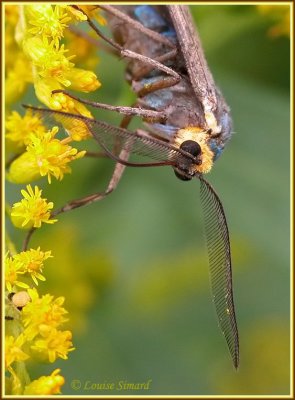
[[6, 110, 47, 151], [22, 5, 100, 114], [22, 288, 74, 361], [5, 5, 106, 182], [7, 112, 86, 184], [6, 5, 101, 109], [5, 334, 30, 371], [5, 4, 105, 150], [5, 4, 107, 395], [5, 247, 51, 291], [5, 183, 73, 395], [5, 288, 74, 394], [5, 245, 74, 395]]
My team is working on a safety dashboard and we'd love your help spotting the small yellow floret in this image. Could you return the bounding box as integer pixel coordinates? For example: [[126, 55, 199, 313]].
[[23, 369, 65, 395], [31, 327, 75, 363], [22, 288, 68, 340], [6, 110, 47, 149], [23, 37, 74, 87], [66, 68, 101, 92], [11, 184, 57, 229], [5, 254, 29, 292], [14, 248, 52, 285], [5, 334, 30, 369], [25, 5, 71, 44], [8, 127, 86, 183]]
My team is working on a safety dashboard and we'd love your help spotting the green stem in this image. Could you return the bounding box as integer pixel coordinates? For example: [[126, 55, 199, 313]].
[[12, 361, 31, 394]]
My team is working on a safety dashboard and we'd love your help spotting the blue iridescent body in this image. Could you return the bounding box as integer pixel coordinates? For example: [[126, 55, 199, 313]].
[[108, 5, 232, 164]]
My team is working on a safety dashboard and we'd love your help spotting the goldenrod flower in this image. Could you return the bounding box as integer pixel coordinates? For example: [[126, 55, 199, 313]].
[[23, 369, 65, 395], [31, 326, 75, 362], [5, 334, 30, 370], [10, 185, 57, 229], [7, 152, 43, 184], [27, 127, 86, 182], [8, 126, 84, 182], [34, 78, 97, 125], [6, 110, 47, 150], [24, 5, 71, 45], [5, 255, 29, 292], [34, 82, 93, 140], [64, 67, 101, 92], [34, 77, 73, 110], [61, 115, 92, 141], [14, 247, 52, 285], [22, 288, 68, 340], [6, 4, 102, 111], [21, 11, 100, 96], [50, 89, 92, 116], [22, 37, 75, 87], [8, 127, 86, 183]]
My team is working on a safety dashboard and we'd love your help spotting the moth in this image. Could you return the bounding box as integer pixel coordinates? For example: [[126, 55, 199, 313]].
[[25, 5, 239, 368]]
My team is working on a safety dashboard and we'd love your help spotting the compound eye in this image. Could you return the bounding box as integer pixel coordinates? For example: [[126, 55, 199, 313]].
[[174, 169, 192, 181], [180, 140, 201, 158]]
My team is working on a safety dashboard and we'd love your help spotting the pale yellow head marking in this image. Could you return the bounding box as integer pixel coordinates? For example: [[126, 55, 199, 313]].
[[174, 127, 214, 174]]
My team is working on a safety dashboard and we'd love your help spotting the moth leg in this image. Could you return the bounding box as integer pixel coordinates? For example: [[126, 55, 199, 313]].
[[98, 6, 179, 84], [84, 151, 109, 159], [52, 158, 127, 216], [51, 111, 134, 215], [131, 49, 177, 81], [22, 158, 128, 252], [67, 7, 181, 111], [73, 6, 181, 84], [136, 76, 180, 97], [98, 5, 175, 48], [51, 90, 167, 123], [70, 8, 179, 94], [22, 116, 133, 251]]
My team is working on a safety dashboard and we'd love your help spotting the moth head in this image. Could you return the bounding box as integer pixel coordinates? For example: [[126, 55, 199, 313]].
[[174, 127, 214, 174]]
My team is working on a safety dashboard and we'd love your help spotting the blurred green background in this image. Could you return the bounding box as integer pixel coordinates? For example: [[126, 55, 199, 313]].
[[6, 5, 290, 396]]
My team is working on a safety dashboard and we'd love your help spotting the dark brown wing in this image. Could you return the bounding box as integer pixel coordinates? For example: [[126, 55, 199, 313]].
[[167, 5, 233, 143], [167, 6, 217, 112], [200, 176, 239, 369]]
